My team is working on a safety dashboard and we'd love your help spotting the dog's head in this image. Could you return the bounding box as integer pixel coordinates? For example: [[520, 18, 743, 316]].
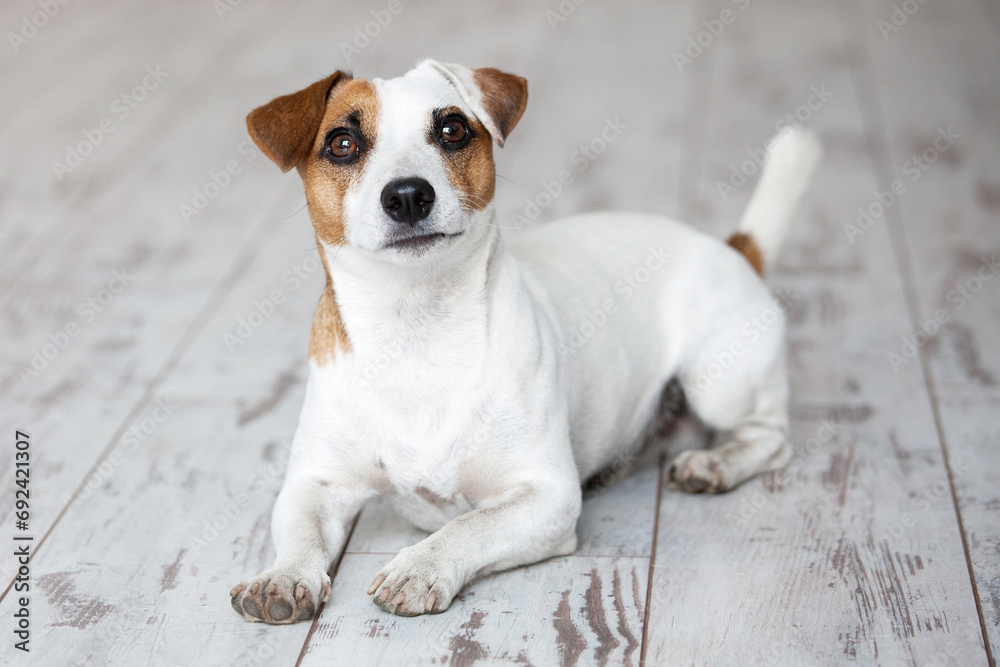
[[247, 60, 527, 262]]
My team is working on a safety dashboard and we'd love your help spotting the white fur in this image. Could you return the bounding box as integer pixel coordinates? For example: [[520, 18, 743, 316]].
[[231, 61, 819, 621], [737, 125, 821, 266]]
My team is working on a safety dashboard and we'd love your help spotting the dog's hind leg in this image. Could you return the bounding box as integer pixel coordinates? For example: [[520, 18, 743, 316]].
[[669, 347, 792, 494], [664, 128, 819, 493]]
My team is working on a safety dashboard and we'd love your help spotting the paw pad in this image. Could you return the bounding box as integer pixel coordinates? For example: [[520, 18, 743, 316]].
[[230, 570, 329, 624]]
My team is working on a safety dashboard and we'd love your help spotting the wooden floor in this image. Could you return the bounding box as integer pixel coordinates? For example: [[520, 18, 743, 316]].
[[1, 0, 998, 665]]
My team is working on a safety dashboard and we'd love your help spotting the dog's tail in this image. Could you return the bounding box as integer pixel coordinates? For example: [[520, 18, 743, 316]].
[[727, 126, 821, 275]]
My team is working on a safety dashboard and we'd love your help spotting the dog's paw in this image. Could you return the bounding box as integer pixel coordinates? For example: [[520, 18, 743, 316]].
[[668, 449, 730, 494], [368, 545, 462, 616], [230, 568, 331, 624]]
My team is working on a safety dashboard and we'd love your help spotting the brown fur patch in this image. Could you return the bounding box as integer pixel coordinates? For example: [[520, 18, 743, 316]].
[[251, 74, 378, 363], [435, 106, 495, 212], [247, 71, 349, 172], [471, 68, 528, 144], [300, 79, 380, 364], [299, 78, 380, 246], [309, 284, 351, 363], [727, 232, 765, 275]]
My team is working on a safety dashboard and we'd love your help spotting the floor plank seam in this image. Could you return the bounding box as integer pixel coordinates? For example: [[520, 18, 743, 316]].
[[639, 454, 666, 667], [342, 550, 654, 558], [640, 3, 715, 658], [295, 513, 362, 667], [836, 2, 996, 663]]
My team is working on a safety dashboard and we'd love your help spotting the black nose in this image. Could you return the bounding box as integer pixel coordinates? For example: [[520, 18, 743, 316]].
[[380, 177, 435, 226]]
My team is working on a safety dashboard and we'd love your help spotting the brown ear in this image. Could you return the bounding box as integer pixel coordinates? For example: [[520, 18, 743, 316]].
[[247, 71, 350, 172], [426, 61, 527, 146], [472, 68, 528, 144]]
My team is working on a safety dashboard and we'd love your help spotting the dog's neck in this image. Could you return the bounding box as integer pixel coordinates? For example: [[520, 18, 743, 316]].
[[323, 207, 507, 360]]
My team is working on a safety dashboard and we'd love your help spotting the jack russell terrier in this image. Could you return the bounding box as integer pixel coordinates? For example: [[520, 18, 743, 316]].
[[230, 59, 820, 623]]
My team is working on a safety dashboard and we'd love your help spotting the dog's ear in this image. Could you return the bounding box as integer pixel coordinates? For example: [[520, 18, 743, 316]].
[[247, 71, 351, 172], [426, 60, 527, 147]]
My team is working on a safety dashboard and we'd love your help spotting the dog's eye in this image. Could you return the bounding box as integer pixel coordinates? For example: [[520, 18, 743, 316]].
[[330, 132, 358, 159], [439, 118, 468, 144]]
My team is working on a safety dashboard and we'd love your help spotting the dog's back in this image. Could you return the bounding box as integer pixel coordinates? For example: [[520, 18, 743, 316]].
[[507, 127, 820, 479]]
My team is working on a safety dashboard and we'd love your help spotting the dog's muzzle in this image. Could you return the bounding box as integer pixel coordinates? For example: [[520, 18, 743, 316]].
[[381, 177, 435, 226]]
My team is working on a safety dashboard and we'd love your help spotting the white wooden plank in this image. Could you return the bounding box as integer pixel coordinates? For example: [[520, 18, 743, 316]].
[[492, 0, 699, 227], [856, 0, 1000, 659], [299, 554, 647, 667], [937, 394, 1000, 659], [644, 0, 989, 664], [0, 0, 149, 106], [10, 403, 316, 667], [853, 0, 1000, 391], [0, 204, 324, 664], [0, 0, 271, 261]]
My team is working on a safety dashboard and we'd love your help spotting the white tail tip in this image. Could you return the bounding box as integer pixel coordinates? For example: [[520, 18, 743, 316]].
[[735, 127, 822, 269]]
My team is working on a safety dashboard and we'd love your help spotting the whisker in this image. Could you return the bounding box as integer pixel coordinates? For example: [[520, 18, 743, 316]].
[[282, 200, 309, 220], [452, 192, 539, 231], [496, 173, 521, 187], [458, 192, 490, 206]]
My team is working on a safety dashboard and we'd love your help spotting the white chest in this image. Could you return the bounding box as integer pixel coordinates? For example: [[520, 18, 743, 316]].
[[325, 355, 492, 524], [368, 424, 478, 532]]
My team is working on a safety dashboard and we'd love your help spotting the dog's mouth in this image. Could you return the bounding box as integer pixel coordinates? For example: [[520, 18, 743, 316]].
[[384, 231, 463, 252]]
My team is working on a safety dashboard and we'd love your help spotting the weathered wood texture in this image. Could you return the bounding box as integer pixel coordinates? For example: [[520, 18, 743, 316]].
[[854, 0, 1000, 660], [0, 0, 996, 665], [645, 1, 993, 665]]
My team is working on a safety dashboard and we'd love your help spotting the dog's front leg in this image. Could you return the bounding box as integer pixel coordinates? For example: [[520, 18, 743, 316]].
[[370, 479, 582, 616], [230, 438, 372, 624]]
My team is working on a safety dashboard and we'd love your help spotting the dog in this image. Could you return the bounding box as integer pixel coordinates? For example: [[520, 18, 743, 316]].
[[229, 59, 820, 623]]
